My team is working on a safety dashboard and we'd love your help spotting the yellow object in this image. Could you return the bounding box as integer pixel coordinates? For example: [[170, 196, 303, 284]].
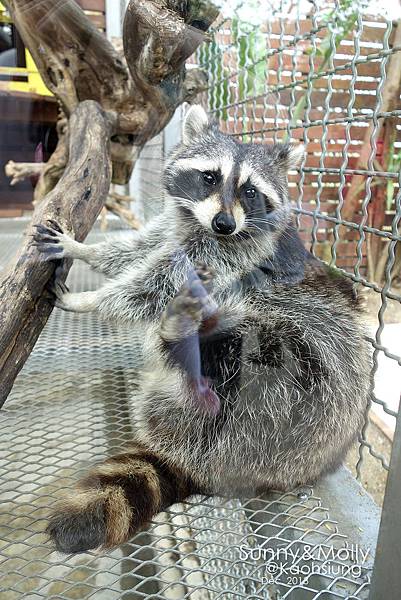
[[0, 2, 11, 22], [0, 1, 52, 97]]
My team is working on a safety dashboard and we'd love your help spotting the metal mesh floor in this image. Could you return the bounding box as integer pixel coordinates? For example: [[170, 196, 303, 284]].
[[0, 226, 379, 600]]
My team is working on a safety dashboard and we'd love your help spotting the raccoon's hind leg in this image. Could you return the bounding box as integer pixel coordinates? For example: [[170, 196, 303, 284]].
[[47, 443, 199, 553]]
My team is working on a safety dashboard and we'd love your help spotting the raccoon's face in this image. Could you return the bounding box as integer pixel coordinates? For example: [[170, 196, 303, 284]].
[[163, 105, 304, 238]]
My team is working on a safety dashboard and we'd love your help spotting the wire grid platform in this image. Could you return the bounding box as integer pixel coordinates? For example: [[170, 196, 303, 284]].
[[0, 225, 380, 600]]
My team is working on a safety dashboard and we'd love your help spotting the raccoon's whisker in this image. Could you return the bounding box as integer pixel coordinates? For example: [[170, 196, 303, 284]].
[[245, 221, 295, 244], [245, 223, 267, 235], [238, 229, 265, 253], [246, 216, 275, 223], [173, 183, 200, 205], [236, 231, 255, 248], [175, 198, 195, 211], [171, 194, 192, 204], [246, 217, 277, 228], [245, 209, 273, 217]]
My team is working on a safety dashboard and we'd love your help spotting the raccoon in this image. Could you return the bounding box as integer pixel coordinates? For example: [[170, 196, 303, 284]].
[[34, 105, 370, 554]]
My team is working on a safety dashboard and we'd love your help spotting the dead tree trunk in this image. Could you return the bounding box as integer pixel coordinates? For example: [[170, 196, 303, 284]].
[[0, 0, 216, 408], [0, 101, 113, 405], [3, 0, 213, 192]]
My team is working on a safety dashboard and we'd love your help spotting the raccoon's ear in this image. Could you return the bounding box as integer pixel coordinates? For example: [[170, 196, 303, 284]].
[[183, 105, 209, 144], [275, 143, 305, 171]]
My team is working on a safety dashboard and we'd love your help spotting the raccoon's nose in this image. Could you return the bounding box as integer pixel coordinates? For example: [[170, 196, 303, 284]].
[[212, 212, 236, 235]]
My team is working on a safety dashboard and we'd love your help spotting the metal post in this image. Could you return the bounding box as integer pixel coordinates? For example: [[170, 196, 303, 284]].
[[105, 0, 126, 40], [369, 402, 401, 600]]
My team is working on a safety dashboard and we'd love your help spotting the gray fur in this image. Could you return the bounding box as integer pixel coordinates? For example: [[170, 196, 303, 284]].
[[36, 106, 370, 497]]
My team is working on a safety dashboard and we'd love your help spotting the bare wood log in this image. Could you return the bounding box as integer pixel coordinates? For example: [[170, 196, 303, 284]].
[[5, 161, 44, 186], [0, 101, 114, 408], [3, 0, 131, 115], [105, 193, 141, 229], [123, 0, 218, 140], [0, 0, 217, 406], [110, 138, 141, 185], [3, 0, 141, 185], [3, 0, 215, 189], [100, 207, 109, 232], [5, 159, 141, 227], [109, 191, 136, 204], [33, 112, 69, 203]]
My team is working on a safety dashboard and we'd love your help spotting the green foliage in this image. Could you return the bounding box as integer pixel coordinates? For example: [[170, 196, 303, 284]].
[[201, 39, 230, 120], [313, 0, 366, 62], [286, 0, 367, 139], [203, 7, 267, 123], [203, 0, 368, 134], [385, 134, 401, 211], [232, 18, 266, 100]]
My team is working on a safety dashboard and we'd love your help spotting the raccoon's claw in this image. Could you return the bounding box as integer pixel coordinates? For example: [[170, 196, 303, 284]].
[[33, 223, 59, 239], [194, 262, 215, 294], [33, 246, 65, 263], [161, 286, 204, 342], [33, 221, 63, 239], [168, 287, 204, 321], [47, 271, 98, 313], [54, 279, 70, 295], [47, 219, 63, 233], [47, 279, 72, 310], [32, 221, 72, 262]]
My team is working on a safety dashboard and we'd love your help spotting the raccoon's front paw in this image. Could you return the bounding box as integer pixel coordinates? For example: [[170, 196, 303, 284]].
[[194, 262, 215, 294], [161, 264, 218, 342], [194, 263, 219, 328], [48, 278, 76, 312], [32, 220, 79, 261], [47, 492, 107, 554], [160, 284, 204, 342]]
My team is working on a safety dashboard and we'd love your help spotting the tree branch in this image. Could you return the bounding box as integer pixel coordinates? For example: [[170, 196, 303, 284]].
[[123, 0, 218, 140], [3, 0, 131, 115], [5, 161, 44, 186], [3, 0, 215, 188], [106, 192, 141, 229], [33, 111, 69, 203], [0, 0, 218, 407], [0, 101, 114, 408]]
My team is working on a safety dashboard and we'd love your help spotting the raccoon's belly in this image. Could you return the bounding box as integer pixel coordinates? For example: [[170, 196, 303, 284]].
[[136, 328, 364, 494], [200, 332, 243, 396], [199, 328, 297, 412], [198, 329, 362, 492]]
